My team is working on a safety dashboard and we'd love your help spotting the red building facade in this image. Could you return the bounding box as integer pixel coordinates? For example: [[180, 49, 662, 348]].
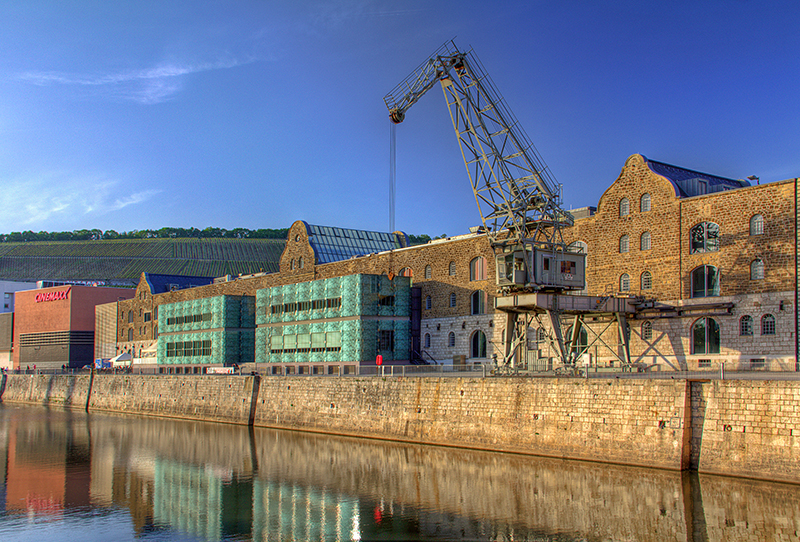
[[13, 285, 134, 370]]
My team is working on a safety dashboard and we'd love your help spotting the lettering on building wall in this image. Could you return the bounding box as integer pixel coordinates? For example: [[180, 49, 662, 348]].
[[34, 288, 71, 303]]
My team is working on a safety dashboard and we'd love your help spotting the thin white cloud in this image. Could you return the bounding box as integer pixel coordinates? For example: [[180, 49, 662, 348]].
[[16, 57, 253, 104], [0, 172, 161, 231]]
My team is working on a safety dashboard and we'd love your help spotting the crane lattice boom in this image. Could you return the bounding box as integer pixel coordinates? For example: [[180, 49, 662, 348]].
[[384, 41, 573, 252]]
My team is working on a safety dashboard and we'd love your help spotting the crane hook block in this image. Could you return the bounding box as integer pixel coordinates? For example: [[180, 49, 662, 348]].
[[389, 109, 405, 124]]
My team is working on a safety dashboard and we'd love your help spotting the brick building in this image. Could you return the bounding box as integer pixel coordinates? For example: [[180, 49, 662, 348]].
[[107, 156, 799, 371], [560, 154, 798, 371]]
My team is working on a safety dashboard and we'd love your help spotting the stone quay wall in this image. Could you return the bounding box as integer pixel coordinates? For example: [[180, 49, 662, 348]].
[[1, 373, 798, 483]]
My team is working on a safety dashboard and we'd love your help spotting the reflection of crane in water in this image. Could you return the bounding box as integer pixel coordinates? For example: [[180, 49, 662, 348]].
[[385, 41, 636, 372]]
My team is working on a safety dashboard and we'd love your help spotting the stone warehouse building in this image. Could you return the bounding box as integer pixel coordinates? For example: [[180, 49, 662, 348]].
[[561, 154, 798, 371], [107, 154, 799, 372]]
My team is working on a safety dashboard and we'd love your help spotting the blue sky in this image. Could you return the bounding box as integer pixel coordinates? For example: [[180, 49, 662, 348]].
[[0, 1, 798, 237]]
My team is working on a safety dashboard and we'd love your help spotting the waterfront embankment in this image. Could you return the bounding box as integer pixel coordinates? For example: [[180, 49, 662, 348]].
[[1, 373, 797, 483]]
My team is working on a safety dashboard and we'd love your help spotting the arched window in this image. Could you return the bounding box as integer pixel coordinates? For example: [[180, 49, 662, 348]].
[[425, 295, 432, 310], [398, 267, 413, 277], [298, 256, 304, 269], [537, 328, 547, 343], [619, 198, 630, 217], [691, 265, 720, 298], [449, 261, 456, 276], [469, 257, 487, 281], [290, 259, 295, 270], [761, 314, 776, 335], [471, 330, 487, 358], [640, 231, 651, 251], [619, 235, 629, 253], [128, 311, 134, 323], [641, 271, 652, 290], [640, 193, 651, 212], [424, 333, 431, 349], [750, 214, 764, 236], [448, 331, 456, 347], [566, 325, 588, 356], [740, 315, 753, 336], [424, 265, 432, 279], [690, 222, 720, 254], [471, 290, 485, 315], [692, 317, 720, 354], [127, 328, 134, 341], [750, 259, 765, 280], [620, 273, 630, 292], [449, 292, 456, 307], [641, 321, 653, 341]]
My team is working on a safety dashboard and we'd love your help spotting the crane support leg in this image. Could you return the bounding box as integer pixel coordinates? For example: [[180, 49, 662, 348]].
[[617, 313, 632, 367]]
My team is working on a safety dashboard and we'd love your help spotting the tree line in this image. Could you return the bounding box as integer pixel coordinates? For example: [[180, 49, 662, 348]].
[[0, 227, 439, 245]]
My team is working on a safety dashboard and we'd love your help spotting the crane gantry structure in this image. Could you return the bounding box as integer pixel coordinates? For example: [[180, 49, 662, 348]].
[[385, 41, 637, 372]]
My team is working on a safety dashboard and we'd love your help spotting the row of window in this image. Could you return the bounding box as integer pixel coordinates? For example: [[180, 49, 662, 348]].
[[165, 312, 212, 326], [123, 308, 156, 323], [268, 330, 396, 354], [424, 290, 487, 314], [269, 297, 342, 315], [619, 194, 652, 217], [615, 217, 765, 256], [422, 330, 487, 358], [533, 313, 777, 356], [617, 262, 766, 295], [399, 257, 489, 282], [165, 340, 212, 358]]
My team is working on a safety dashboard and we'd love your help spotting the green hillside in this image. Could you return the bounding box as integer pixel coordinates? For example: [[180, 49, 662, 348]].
[[0, 237, 286, 284]]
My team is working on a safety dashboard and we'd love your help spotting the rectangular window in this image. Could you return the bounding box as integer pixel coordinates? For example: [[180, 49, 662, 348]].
[[698, 359, 711, 368], [270, 335, 283, 353], [297, 333, 311, 352], [284, 334, 297, 353], [144, 312, 152, 322], [378, 330, 394, 351], [326, 331, 342, 352], [202, 340, 212, 356], [379, 295, 395, 307], [311, 332, 325, 352]]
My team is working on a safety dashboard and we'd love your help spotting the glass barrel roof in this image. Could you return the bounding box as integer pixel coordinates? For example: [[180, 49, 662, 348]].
[[304, 223, 409, 264]]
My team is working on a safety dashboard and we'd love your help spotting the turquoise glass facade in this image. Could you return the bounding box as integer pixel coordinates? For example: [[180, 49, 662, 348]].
[[157, 295, 255, 366], [255, 274, 410, 364]]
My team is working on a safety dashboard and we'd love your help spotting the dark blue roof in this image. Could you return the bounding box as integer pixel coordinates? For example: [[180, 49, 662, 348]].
[[645, 157, 750, 198], [143, 273, 214, 294], [302, 222, 409, 264]]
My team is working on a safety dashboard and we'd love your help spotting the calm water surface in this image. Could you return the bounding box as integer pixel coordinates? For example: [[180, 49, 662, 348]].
[[0, 404, 798, 541]]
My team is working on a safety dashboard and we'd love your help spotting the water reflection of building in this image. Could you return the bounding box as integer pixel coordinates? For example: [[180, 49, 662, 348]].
[[153, 459, 252, 540], [3, 410, 91, 513]]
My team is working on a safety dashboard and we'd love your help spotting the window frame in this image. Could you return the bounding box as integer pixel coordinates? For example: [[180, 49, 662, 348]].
[[640, 231, 651, 251], [619, 198, 630, 217], [750, 259, 765, 280], [692, 317, 720, 355], [691, 265, 720, 298], [640, 193, 651, 212], [690, 222, 720, 254], [424, 265, 432, 279], [641, 270, 652, 290], [448, 331, 456, 348], [471, 290, 485, 315], [620, 273, 630, 292], [739, 315, 753, 336], [469, 257, 487, 281], [641, 321, 653, 341], [761, 314, 776, 336], [750, 214, 764, 236], [471, 330, 487, 358], [619, 234, 629, 253]]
